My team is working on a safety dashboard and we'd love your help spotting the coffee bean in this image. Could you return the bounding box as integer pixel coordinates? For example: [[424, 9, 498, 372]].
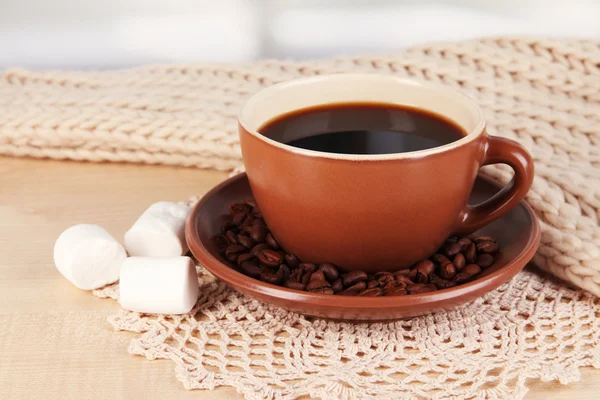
[[409, 260, 434, 283], [380, 275, 396, 286], [477, 240, 499, 254], [318, 263, 339, 282], [454, 264, 482, 283], [237, 234, 254, 249], [443, 243, 462, 258], [367, 280, 379, 289], [310, 270, 326, 282], [252, 211, 263, 219], [383, 281, 397, 290], [284, 281, 306, 290], [375, 271, 395, 286], [225, 230, 238, 245], [241, 214, 254, 227], [215, 234, 229, 252], [277, 264, 290, 283], [464, 243, 477, 263], [434, 280, 455, 289], [285, 254, 300, 269], [413, 260, 435, 275], [346, 281, 367, 292], [244, 199, 258, 209], [225, 244, 245, 262], [306, 279, 331, 292], [236, 252, 254, 266], [251, 243, 270, 257], [439, 263, 457, 280], [240, 260, 261, 279], [432, 254, 451, 266], [221, 221, 239, 234], [332, 279, 343, 293], [250, 225, 268, 243], [300, 265, 317, 285], [229, 202, 252, 215], [395, 274, 413, 286], [251, 217, 265, 226], [342, 271, 368, 287], [429, 274, 455, 289], [301, 272, 312, 286], [453, 253, 466, 270], [407, 283, 434, 294], [384, 286, 407, 296], [358, 288, 382, 296], [306, 279, 328, 291], [457, 237, 472, 250], [260, 270, 283, 285], [289, 268, 302, 282], [266, 233, 280, 249], [476, 254, 495, 268], [311, 287, 334, 295], [299, 263, 317, 274], [232, 212, 246, 225], [408, 269, 429, 284], [217, 201, 501, 297], [472, 235, 496, 244], [463, 264, 482, 275], [257, 249, 283, 267]]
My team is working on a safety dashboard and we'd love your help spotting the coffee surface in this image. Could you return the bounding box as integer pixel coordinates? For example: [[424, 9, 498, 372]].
[[259, 103, 466, 155]]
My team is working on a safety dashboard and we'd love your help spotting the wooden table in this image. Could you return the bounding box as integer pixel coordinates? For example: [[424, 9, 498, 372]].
[[1, 156, 597, 399]]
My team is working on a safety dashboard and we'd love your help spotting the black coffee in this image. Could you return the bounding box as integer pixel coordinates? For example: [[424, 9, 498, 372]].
[[259, 103, 466, 155]]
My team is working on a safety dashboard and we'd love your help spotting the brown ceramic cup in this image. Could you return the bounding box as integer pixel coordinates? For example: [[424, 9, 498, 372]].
[[238, 74, 534, 272]]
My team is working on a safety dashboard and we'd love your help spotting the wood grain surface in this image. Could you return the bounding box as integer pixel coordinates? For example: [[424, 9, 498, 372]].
[[0, 157, 597, 399]]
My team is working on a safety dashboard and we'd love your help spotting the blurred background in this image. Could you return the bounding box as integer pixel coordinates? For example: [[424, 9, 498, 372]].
[[0, 0, 598, 69]]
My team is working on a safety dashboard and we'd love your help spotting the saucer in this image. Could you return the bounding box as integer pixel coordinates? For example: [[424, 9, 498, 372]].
[[186, 173, 540, 320]]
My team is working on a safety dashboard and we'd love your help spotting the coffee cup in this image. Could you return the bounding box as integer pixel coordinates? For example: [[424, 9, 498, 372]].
[[238, 74, 533, 272]]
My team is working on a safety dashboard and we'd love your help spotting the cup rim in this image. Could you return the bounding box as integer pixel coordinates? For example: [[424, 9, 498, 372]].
[[238, 73, 486, 161]]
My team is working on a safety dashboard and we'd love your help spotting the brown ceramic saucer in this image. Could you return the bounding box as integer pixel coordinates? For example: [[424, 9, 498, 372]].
[[186, 173, 540, 321]]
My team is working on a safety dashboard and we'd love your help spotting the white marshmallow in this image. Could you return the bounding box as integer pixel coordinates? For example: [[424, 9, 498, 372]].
[[124, 201, 192, 257], [119, 256, 199, 314], [53, 224, 127, 290]]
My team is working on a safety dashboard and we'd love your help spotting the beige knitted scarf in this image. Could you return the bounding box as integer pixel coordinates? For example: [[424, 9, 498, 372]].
[[2, 37, 600, 399]]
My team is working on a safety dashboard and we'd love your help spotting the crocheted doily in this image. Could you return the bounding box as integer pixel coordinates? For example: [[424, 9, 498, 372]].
[[94, 265, 600, 399], [1, 37, 599, 398]]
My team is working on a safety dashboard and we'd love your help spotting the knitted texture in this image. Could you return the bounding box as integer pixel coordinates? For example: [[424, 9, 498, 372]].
[[2, 37, 600, 398]]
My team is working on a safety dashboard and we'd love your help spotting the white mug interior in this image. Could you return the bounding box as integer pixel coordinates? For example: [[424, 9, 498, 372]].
[[239, 74, 485, 159]]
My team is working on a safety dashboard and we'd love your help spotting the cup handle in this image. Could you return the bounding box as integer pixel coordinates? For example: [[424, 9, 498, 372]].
[[454, 135, 534, 234]]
